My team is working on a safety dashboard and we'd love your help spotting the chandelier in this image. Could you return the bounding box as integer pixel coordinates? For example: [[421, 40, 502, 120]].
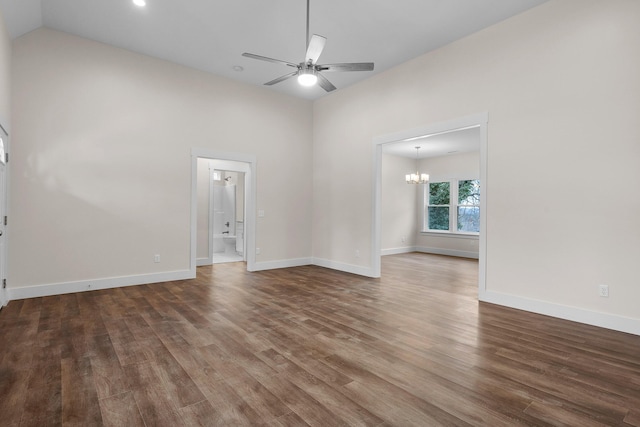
[[406, 146, 429, 184]]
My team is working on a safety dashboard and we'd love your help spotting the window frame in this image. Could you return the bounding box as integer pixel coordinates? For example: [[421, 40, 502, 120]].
[[425, 181, 451, 232], [422, 178, 480, 237]]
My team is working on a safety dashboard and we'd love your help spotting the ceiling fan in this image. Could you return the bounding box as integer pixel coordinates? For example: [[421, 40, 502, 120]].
[[242, 0, 374, 92]]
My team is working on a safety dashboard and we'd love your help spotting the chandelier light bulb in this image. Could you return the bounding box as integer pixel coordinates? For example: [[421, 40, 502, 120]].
[[406, 146, 429, 184]]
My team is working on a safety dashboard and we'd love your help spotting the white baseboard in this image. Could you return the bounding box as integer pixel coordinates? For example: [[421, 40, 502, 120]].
[[252, 258, 313, 272], [7, 258, 636, 337], [480, 290, 640, 336], [415, 246, 479, 259], [196, 257, 212, 267], [7, 270, 194, 301], [312, 257, 378, 278], [381, 246, 416, 256]]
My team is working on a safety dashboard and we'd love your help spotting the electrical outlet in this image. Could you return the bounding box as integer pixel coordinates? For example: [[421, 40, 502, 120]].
[[256, 248, 261, 255], [598, 284, 609, 297], [401, 236, 406, 243], [154, 254, 160, 263], [355, 250, 360, 258]]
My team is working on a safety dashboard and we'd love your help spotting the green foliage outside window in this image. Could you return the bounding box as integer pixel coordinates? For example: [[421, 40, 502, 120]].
[[427, 179, 480, 232], [458, 180, 480, 205], [429, 182, 450, 205], [428, 182, 450, 230], [457, 180, 480, 232]]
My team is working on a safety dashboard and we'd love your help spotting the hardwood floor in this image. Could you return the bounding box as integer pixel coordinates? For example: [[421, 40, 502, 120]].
[[1, 253, 640, 426]]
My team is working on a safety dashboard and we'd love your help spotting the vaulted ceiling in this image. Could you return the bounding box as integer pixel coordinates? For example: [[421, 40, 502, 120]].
[[0, 0, 548, 100]]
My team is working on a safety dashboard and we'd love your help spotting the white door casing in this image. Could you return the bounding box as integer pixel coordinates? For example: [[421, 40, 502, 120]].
[[372, 112, 488, 294], [190, 149, 257, 275], [0, 125, 8, 307]]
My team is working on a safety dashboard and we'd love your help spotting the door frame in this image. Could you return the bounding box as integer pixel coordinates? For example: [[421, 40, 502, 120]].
[[0, 122, 8, 307], [190, 148, 257, 274], [372, 112, 488, 296]]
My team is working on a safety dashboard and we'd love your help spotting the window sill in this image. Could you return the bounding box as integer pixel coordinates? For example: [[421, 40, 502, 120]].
[[420, 231, 479, 240]]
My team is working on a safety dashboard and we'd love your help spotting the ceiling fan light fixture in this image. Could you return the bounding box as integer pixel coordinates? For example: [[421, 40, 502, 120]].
[[242, 0, 373, 93], [297, 68, 317, 87]]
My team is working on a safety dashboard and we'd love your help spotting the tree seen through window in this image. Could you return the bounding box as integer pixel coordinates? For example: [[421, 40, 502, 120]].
[[426, 179, 479, 233]]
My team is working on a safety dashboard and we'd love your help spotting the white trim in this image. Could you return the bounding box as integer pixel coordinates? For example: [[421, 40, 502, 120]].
[[204, 166, 214, 266], [191, 149, 257, 275], [312, 257, 378, 278], [6, 254, 637, 336], [381, 246, 416, 256], [415, 246, 479, 259], [7, 270, 193, 300], [253, 258, 313, 272], [381, 246, 480, 258], [480, 290, 640, 336], [0, 123, 8, 307], [373, 112, 488, 292], [196, 257, 211, 267], [372, 141, 382, 278], [420, 231, 479, 240], [478, 117, 488, 296]]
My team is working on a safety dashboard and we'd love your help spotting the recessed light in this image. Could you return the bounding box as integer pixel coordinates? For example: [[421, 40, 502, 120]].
[[133, 0, 146, 7], [232, 65, 244, 72]]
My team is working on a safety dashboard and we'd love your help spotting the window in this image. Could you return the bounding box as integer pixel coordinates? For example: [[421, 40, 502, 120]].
[[457, 179, 480, 232], [425, 179, 480, 234], [427, 182, 450, 230]]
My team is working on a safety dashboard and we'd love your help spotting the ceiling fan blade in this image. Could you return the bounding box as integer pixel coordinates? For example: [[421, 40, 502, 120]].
[[305, 34, 326, 64], [242, 53, 298, 69], [316, 73, 336, 92], [264, 71, 298, 86], [317, 62, 375, 72]]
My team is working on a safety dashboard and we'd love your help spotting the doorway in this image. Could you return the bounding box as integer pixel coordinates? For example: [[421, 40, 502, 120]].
[[209, 166, 245, 264], [372, 113, 488, 296], [190, 149, 257, 274]]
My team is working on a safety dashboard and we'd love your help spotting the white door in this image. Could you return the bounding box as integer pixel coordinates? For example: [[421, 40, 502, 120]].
[[0, 128, 7, 307]]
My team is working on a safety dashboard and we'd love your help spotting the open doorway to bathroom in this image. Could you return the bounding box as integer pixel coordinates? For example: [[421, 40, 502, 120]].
[[210, 168, 245, 264], [191, 148, 256, 273], [195, 157, 251, 266]]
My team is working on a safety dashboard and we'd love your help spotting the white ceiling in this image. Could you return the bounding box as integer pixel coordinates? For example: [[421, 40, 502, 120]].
[[383, 126, 480, 159], [0, 0, 548, 100]]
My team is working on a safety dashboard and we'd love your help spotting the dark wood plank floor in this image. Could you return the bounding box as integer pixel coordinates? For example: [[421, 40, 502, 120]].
[[1, 253, 640, 426]]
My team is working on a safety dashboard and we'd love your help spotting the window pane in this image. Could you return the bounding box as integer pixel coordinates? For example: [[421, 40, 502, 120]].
[[458, 180, 480, 205], [429, 182, 450, 205], [457, 206, 480, 232], [428, 207, 449, 230]]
